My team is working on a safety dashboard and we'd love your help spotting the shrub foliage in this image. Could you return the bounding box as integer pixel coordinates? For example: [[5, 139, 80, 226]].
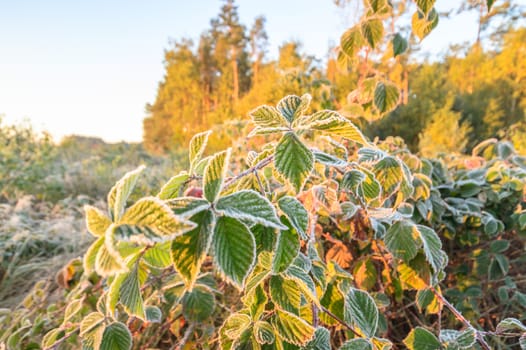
[[25, 94, 526, 350]]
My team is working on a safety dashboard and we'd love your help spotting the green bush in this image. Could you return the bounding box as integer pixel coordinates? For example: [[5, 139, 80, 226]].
[[1, 94, 524, 349], [0, 117, 62, 202]]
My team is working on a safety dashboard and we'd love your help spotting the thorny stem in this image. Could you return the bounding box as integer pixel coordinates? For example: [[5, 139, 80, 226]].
[[430, 286, 491, 350], [174, 323, 195, 350], [309, 213, 320, 328], [320, 306, 361, 338], [42, 328, 79, 350], [223, 155, 274, 190], [254, 171, 266, 195]]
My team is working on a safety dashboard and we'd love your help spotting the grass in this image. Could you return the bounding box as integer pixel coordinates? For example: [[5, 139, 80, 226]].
[[0, 196, 94, 307]]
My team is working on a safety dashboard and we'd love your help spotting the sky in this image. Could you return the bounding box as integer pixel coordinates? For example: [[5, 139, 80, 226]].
[[0, 0, 488, 143]]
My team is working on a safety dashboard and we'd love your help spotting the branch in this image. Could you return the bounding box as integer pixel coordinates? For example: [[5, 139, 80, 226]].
[[223, 155, 273, 190], [320, 306, 361, 337], [42, 328, 79, 350], [309, 213, 320, 328], [430, 286, 491, 350], [173, 323, 195, 350]]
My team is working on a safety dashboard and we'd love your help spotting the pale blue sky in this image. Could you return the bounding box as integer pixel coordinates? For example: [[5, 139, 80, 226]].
[[0, 0, 488, 142]]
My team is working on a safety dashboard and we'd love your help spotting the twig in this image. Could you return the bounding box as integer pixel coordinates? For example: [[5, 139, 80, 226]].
[[308, 213, 320, 328], [42, 328, 79, 350], [173, 323, 195, 350], [430, 286, 491, 350], [223, 155, 273, 190], [320, 306, 361, 337], [254, 171, 266, 195]]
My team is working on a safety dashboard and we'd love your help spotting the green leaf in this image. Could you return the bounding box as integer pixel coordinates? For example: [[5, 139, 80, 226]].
[[344, 288, 379, 338], [385, 221, 419, 262], [80, 312, 105, 337], [496, 318, 526, 333], [84, 236, 104, 275], [272, 223, 300, 274], [342, 169, 366, 190], [357, 167, 382, 202], [252, 224, 277, 253], [189, 130, 211, 172], [320, 282, 345, 326], [278, 196, 309, 240], [63, 298, 83, 325], [412, 8, 439, 40], [42, 329, 66, 349], [115, 197, 197, 243], [95, 234, 127, 277], [361, 19, 384, 49], [416, 0, 436, 15], [254, 321, 275, 344], [392, 33, 408, 57], [295, 110, 369, 145], [250, 105, 289, 128], [171, 210, 215, 288], [82, 323, 105, 350], [222, 313, 252, 339], [182, 285, 215, 322], [374, 156, 403, 194], [118, 262, 146, 320], [203, 149, 231, 203], [143, 242, 171, 268], [272, 309, 315, 346], [360, 78, 378, 103], [313, 151, 347, 167], [275, 132, 314, 192], [216, 190, 286, 230], [166, 197, 211, 217], [403, 327, 440, 350], [245, 270, 270, 302], [304, 327, 330, 350], [245, 285, 268, 320], [85, 205, 112, 237], [284, 265, 320, 307], [157, 172, 189, 200], [108, 165, 145, 221], [340, 26, 364, 58], [416, 225, 446, 276], [398, 258, 430, 290], [100, 322, 132, 350], [484, 218, 499, 235], [213, 216, 256, 288], [373, 82, 400, 114], [416, 289, 440, 314], [340, 339, 373, 350], [455, 328, 477, 348], [439, 327, 477, 349], [145, 306, 162, 323], [277, 94, 311, 123], [270, 275, 301, 313], [488, 254, 510, 280]]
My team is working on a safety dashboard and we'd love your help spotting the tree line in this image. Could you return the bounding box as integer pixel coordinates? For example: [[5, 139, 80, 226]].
[[143, 0, 526, 157]]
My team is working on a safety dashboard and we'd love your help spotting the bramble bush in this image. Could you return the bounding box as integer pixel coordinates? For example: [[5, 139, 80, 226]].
[[3, 1, 526, 349], [12, 93, 521, 350]]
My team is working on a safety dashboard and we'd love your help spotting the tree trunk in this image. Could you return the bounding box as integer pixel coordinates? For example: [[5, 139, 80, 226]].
[[403, 69, 409, 105], [232, 47, 239, 104], [253, 57, 260, 86]]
